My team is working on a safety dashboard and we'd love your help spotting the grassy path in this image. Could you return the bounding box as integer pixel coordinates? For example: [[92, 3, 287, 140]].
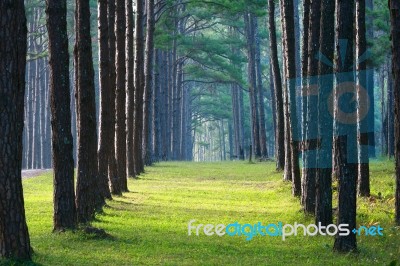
[[21, 161, 400, 265]]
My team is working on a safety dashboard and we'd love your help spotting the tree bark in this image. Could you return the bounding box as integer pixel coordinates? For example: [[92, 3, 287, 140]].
[[356, 0, 370, 197], [268, 0, 285, 170], [74, 0, 98, 223], [389, 0, 400, 225], [333, 0, 358, 253], [97, 0, 113, 204], [46, 0, 77, 231], [0, 0, 31, 259]]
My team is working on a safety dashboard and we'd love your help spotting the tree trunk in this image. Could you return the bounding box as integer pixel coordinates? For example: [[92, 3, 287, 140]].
[[356, 0, 370, 197], [134, 0, 145, 174], [268, 0, 285, 170], [315, 0, 334, 226], [126, 0, 135, 178], [107, 0, 121, 194], [389, 0, 400, 225], [115, 0, 128, 192], [333, 0, 357, 253], [46, 0, 77, 231], [74, 0, 98, 223], [0, 0, 31, 259], [303, 0, 321, 213], [281, 0, 301, 195], [97, 0, 113, 204], [143, 0, 155, 165]]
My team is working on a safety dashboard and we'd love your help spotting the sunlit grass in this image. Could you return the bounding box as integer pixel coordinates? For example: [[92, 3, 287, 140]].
[[11, 160, 400, 265]]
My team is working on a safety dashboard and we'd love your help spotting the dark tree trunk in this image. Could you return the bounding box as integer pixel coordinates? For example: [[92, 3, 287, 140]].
[[74, 0, 98, 223], [389, 0, 400, 225], [115, 0, 128, 192], [281, 0, 301, 196], [134, 0, 145, 174], [303, 0, 321, 213], [0, 0, 31, 259], [356, 0, 370, 197], [126, 0, 135, 178], [107, 0, 120, 194], [268, 0, 285, 170], [97, 0, 113, 204], [366, 0, 375, 158], [333, 0, 357, 253], [315, 0, 335, 226], [46, 0, 77, 231], [143, 0, 155, 165]]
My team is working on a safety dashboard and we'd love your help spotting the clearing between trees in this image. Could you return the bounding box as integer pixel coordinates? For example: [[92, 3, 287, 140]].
[[20, 161, 400, 265]]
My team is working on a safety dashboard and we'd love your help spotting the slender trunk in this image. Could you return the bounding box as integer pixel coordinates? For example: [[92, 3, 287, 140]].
[[390, 0, 400, 225], [268, 0, 285, 170]]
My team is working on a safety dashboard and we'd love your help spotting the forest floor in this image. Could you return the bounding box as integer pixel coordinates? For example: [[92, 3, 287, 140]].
[[11, 160, 400, 265]]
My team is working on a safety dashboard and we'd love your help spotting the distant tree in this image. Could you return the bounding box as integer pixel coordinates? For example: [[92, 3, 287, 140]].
[[74, 0, 98, 223], [46, 0, 77, 230], [389, 0, 400, 225], [333, 0, 358, 253], [0, 0, 31, 259]]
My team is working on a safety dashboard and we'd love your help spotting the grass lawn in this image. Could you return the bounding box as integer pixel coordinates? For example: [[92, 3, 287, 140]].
[[7, 160, 400, 265]]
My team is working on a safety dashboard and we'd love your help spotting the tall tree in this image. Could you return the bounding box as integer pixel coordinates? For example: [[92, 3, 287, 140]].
[[281, 0, 301, 195], [108, 0, 121, 194], [0, 0, 31, 259], [303, 0, 321, 213], [389, 0, 400, 225], [115, 0, 128, 191], [315, 0, 335, 226], [333, 0, 358, 252], [126, 0, 136, 178], [74, 0, 98, 223], [134, 0, 145, 174], [46, 0, 77, 230], [356, 0, 370, 197], [143, 0, 156, 165], [97, 0, 113, 204], [268, 0, 285, 170]]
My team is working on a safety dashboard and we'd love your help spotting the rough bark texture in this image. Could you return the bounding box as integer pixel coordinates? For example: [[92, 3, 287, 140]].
[[315, 0, 334, 226], [0, 0, 31, 259], [126, 0, 135, 178], [46, 0, 77, 230], [108, 0, 121, 194], [268, 0, 285, 171], [97, 0, 113, 204], [390, 0, 400, 225], [74, 0, 98, 223], [356, 0, 370, 197], [333, 0, 358, 253], [115, 0, 128, 192]]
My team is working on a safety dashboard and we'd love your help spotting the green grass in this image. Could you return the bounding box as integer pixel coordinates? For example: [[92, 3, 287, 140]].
[[11, 160, 400, 265]]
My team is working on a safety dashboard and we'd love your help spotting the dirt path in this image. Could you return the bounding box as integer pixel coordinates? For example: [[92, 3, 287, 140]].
[[22, 169, 52, 179]]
